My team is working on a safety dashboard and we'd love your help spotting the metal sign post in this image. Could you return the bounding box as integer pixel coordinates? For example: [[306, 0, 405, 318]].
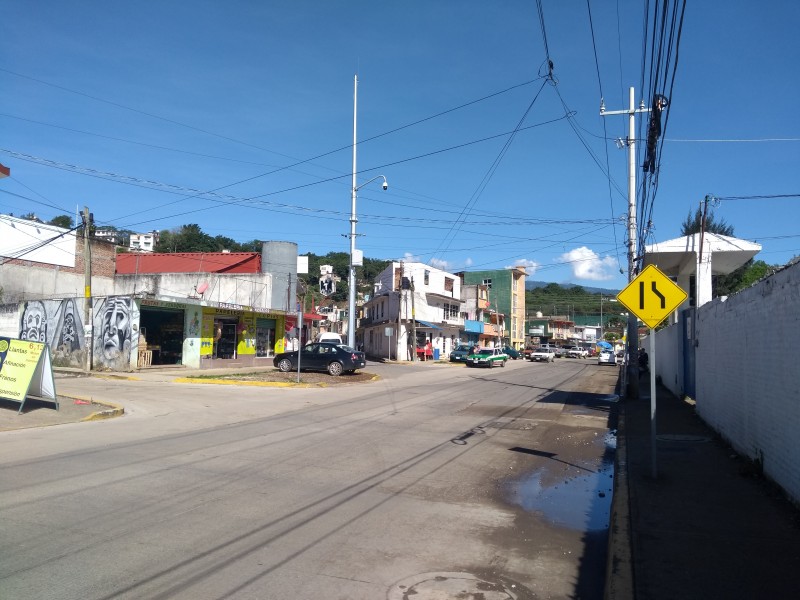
[[617, 264, 688, 479], [385, 326, 394, 361]]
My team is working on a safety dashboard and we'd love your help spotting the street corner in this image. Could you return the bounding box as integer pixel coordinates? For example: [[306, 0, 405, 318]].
[[0, 395, 124, 432]]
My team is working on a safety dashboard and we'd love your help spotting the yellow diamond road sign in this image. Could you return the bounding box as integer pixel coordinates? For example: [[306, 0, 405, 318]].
[[617, 264, 688, 329]]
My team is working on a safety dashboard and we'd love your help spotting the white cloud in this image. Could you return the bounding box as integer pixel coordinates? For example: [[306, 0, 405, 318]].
[[505, 259, 539, 276], [464, 257, 473, 267], [402, 252, 421, 263], [559, 247, 617, 281], [429, 257, 450, 270]]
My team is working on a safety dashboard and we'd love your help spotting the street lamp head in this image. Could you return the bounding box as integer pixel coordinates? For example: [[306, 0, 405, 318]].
[[382, 181, 388, 191]]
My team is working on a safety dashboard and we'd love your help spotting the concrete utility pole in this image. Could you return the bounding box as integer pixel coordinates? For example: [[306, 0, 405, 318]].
[[410, 276, 417, 361], [600, 87, 650, 399], [82, 206, 93, 371]]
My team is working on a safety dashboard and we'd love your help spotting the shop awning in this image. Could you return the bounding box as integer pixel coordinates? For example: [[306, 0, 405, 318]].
[[415, 320, 441, 330]]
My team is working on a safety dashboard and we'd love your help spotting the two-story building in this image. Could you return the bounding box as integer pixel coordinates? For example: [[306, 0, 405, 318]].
[[129, 231, 159, 253]]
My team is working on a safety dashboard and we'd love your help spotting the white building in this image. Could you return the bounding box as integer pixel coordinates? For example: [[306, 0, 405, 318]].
[[360, 262, 463, 361], [129, 231, 159, 253]]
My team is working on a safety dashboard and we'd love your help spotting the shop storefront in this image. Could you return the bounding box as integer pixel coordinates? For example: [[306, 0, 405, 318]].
[[196, 306, 288, 369], [139, 301, 186, 366]]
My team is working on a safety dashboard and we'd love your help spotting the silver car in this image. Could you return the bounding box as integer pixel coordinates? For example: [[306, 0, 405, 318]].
[[598, 349, 617, 365]]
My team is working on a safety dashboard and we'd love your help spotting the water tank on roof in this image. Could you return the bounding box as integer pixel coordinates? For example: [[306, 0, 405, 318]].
[[536, 311, 543, 318], [261, 241, 298, 311]]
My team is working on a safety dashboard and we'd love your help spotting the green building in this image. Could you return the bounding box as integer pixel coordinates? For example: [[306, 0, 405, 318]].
[[459, 268, 526, 348]]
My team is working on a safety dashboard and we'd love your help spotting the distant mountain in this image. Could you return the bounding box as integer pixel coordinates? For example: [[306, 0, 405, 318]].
[[525, 280, 620, 295]]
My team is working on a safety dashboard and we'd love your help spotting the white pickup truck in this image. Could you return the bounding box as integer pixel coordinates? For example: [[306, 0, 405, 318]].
[[530, 347, 556, 362], [566, 346, 588, 359]]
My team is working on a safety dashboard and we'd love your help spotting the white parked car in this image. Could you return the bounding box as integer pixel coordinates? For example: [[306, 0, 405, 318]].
[[530, 347, 556, 362], [598, 349, 617, 365]]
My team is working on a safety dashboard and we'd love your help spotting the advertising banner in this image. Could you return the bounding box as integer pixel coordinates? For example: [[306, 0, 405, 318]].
[[0, 337, 58, 413]]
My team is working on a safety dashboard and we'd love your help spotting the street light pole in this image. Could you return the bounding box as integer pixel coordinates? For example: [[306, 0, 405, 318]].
[[348, 74, 359, 349], [347, 75, 388, 349]]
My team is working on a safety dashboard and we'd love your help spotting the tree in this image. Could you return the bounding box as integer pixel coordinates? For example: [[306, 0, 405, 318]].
[[681, 207, 734, 237], [48, 215, 74, 229], [681, 207, 743, 297], [19, 212, 43, 222]]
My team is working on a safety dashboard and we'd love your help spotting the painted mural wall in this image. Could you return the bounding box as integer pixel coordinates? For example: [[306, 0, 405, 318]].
[[93, 296, 140, 371], [18, 298, 87, 368]]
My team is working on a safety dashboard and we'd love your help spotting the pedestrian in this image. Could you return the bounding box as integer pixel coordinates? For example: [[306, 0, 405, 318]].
[[638, 347, 649, 373]]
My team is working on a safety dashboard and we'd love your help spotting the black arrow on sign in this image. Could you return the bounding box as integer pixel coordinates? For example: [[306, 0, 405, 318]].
[[639, 280, 667, 309], [652, 281, 666, 308]]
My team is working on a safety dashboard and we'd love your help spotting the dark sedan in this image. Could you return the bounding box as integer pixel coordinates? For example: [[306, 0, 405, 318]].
[[502, 346, 521, 360], [273, 342, 366, 376], [450, 344, 473, 362]]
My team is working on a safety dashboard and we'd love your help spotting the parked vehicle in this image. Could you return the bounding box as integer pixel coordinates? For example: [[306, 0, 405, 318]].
[[530, 347, 556, 362], [449, 344, 472, 363], [597, 349, 617, 365], [273, 342, 365, 376], [554, 346, 568, 358], [521, 346, 536, 359], [316, 332, 343, 344], [502, 346, 521, 360], [566, 346, 588, 358], [466, 347, 508, 368]]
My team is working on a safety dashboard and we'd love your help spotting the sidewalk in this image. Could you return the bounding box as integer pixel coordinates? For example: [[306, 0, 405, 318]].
[[610, 371, 800, 599]]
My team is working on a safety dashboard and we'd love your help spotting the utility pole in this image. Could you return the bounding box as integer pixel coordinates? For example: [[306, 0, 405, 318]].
[[347, 75, 359, 349], [601, 87, 650, 399], [410, 276, 417, 361], [81, 206, 93, 372]]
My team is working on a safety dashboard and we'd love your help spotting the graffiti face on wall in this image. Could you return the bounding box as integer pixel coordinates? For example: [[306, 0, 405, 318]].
[[53, 298, 83, 352], [99, 297, 132, 361], [18, 299, 87, 367], [20, 301, 47, 342]]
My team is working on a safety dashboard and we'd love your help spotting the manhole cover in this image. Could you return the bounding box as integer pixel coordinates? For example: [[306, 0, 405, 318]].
[[657, 434, 711, 443], [387, 571, 534, 600]]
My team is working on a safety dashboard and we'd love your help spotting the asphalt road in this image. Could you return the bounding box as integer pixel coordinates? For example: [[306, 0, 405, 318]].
[[0, 358, 619, 600]]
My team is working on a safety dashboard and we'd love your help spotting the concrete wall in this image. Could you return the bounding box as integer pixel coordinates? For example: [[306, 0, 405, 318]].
[[646, 320, 683, 398], [113, 272, 273, 310], [650, 260, 800, 504], [0, 236, 116, 303]]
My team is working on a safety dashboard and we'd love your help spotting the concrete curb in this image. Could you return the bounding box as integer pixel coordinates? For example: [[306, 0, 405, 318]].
[[604, 400, 634, 600], [173, 378, 311, 388], [63, 396, 126, 422], [172, 373, 381, 388]]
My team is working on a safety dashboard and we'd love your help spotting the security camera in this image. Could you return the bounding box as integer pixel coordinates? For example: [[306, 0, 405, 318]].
[[382, 182, 388, 191]]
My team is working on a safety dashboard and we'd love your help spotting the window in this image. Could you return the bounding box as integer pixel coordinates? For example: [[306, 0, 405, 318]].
[[444, 303, 459, 319], [444, 277, 454, 293], [483, 278, 492, 289], [424, 270, 430, 285]]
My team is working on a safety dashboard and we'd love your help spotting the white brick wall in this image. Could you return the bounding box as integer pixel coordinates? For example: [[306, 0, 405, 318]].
[[693, 261, 800, 504]]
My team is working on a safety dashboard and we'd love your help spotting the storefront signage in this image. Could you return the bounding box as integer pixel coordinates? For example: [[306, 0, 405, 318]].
[[0, 337, 58, 413], [142, 299, 188, 309], [217, 302, 253, 312]]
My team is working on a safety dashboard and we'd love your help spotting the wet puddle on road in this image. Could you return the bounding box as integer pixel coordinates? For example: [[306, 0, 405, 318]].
[[505, 431, 616, 531]]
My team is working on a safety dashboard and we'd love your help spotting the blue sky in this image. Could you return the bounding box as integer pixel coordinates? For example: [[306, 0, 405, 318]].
[[1, 1, 798, 290]]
